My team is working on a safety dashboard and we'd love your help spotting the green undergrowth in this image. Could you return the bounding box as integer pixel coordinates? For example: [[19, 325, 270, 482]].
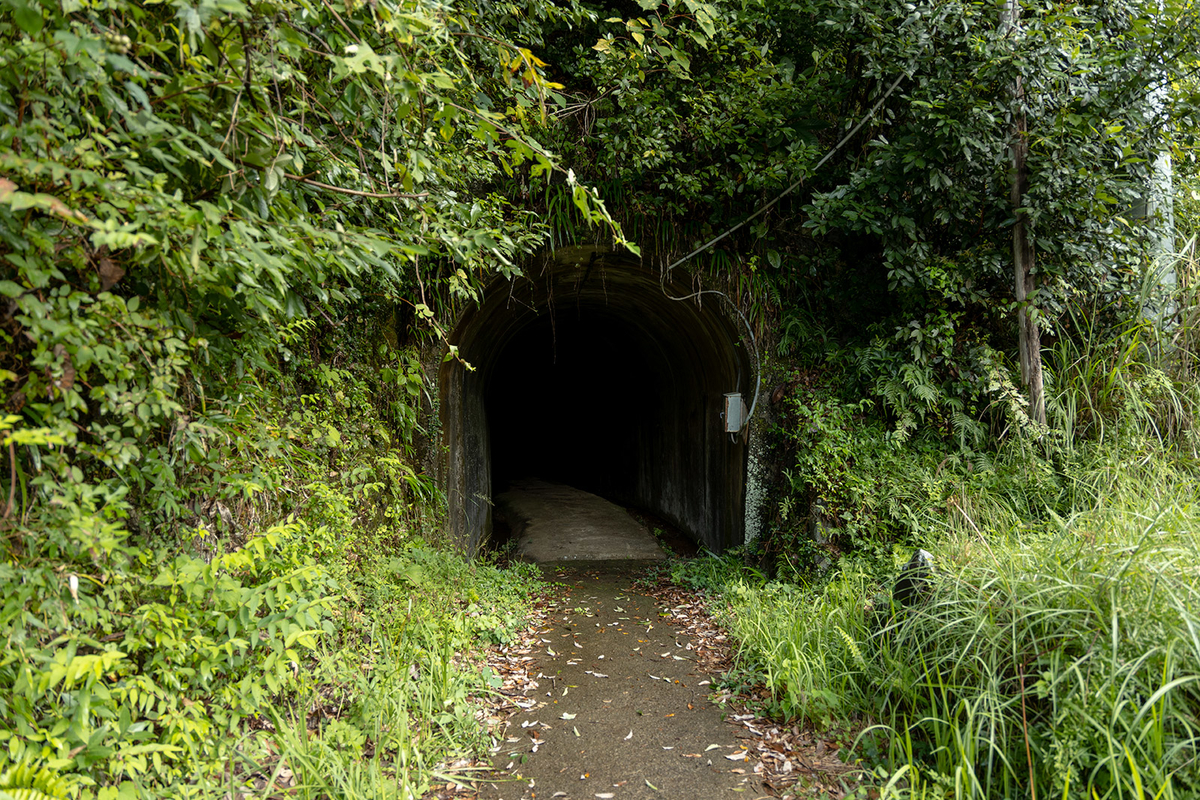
[[680, 444, 1200, 799], [679, 252, 1200, 799], [1, 521, 540, 800], [721, 460, 1200, 799], [0, 324, 545, 799]]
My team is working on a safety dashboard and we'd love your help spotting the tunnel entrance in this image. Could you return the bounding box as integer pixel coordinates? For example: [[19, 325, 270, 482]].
[[487, 310, 654, 501], [439, 248, 755, 555]]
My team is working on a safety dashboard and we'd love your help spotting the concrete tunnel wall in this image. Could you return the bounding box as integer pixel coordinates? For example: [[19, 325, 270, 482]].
[[438, 247, 755, 555]]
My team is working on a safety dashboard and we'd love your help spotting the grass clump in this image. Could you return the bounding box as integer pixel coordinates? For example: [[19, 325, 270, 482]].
[[715, 249, 1200, 798], [726, 474, 1200, 798]]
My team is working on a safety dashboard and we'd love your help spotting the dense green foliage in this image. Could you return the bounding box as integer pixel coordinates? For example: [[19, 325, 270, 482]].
[[537, 0, 1200, 440], [4, 0, 1200, 796], [667, 257, 1200, 797], [0, 0, 594, 794], [0, 313, 547, 797]]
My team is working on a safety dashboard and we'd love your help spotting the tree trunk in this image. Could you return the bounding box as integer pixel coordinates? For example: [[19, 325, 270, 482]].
[[1003, 0, 1046, 425]]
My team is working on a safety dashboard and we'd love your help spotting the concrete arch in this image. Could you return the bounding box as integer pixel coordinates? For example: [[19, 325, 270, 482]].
[[438, 247, 755, 555]]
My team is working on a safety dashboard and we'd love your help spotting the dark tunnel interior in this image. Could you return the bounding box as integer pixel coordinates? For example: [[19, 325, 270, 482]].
[[440, 254, 753, 555], [485, 311, 659, 502]]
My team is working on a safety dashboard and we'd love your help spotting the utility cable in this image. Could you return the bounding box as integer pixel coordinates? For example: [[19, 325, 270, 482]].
[[663, 287, 762, 440], [662, 71, 908, 434], [665, 71, 907, 274]]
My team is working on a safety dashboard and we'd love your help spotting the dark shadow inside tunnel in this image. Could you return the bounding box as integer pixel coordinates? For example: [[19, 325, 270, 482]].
[[486, 312, 654, 501], [440, 251, 754, 556]]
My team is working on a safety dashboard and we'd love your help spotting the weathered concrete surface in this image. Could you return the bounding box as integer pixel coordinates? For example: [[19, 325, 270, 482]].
[[497, 480, 665, 562], [439, 251, 754, 556], [476, 561, 764, 800]]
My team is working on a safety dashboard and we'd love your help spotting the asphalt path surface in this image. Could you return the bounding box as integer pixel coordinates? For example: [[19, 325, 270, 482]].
[[476, 561, 767, 800]]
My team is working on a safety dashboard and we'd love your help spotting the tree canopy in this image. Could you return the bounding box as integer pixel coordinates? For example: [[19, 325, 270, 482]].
[[2, 0, 1200, 792], [533, 0, 1200, 438]]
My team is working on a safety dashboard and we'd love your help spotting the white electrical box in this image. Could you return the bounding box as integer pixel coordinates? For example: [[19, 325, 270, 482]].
[[724, 392, 744, 433]]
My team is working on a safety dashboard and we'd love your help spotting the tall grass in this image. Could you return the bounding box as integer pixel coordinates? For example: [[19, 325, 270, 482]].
[[1046, 239, 1200, 456], [720, 247, 1200, 798], [726, 470, 1200, 799]]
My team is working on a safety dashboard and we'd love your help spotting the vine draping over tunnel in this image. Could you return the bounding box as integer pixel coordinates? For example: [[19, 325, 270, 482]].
[[439, 247, 756, 555]]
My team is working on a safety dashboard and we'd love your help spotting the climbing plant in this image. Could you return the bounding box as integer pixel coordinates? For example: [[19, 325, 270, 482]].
[[0, 0, 623, 792], [536, 0, 1200, 440]]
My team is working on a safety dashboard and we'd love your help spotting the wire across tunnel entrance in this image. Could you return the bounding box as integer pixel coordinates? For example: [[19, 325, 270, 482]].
[[439, 248, 755, 555]]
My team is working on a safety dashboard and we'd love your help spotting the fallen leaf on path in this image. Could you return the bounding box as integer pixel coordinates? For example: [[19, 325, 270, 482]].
[[705, 744, 721, 752], [725, 751, 748, 761], [596, 794, 614, 799], [624, 730, 633, 741], [574, 726, 580, 737], [560, 712, 576, 720], [547, 647, 557, 656]]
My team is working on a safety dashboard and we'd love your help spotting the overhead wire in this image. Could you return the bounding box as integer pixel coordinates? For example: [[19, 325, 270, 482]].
[[662, 71, 909, 434]]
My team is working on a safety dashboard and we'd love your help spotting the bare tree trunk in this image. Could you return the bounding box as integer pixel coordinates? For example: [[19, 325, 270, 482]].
[[1003, 0, 1046, 425]]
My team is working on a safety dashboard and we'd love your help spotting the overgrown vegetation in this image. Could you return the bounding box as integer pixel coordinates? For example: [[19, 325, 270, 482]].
[[0, 0, 586, 794], [0, 311, 548, 797], [5, 0, 1200, 796], [669, 247, 1200, 798]]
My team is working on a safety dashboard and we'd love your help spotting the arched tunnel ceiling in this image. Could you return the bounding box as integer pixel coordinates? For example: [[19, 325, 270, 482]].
[[439, 247, 754, 555]]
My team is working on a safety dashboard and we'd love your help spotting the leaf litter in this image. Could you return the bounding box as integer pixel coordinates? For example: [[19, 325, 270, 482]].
[[434, 570, 869, 800], [644, 574, 869, 799]]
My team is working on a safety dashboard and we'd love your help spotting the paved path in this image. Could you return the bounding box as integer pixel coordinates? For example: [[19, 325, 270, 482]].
[[496, 480, 666, 562], [476, 561, 766, 800]]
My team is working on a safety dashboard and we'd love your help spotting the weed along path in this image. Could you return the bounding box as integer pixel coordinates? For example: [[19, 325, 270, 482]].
[[476, 560, 766, 800]]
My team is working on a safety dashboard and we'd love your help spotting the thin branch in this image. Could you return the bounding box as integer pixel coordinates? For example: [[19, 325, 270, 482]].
[[3, 441, 14, 522], [151, 79, 237, 107], [283, 173, 428, 199], [443, 101, 561, 166], [320, 0, 362, 45]]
